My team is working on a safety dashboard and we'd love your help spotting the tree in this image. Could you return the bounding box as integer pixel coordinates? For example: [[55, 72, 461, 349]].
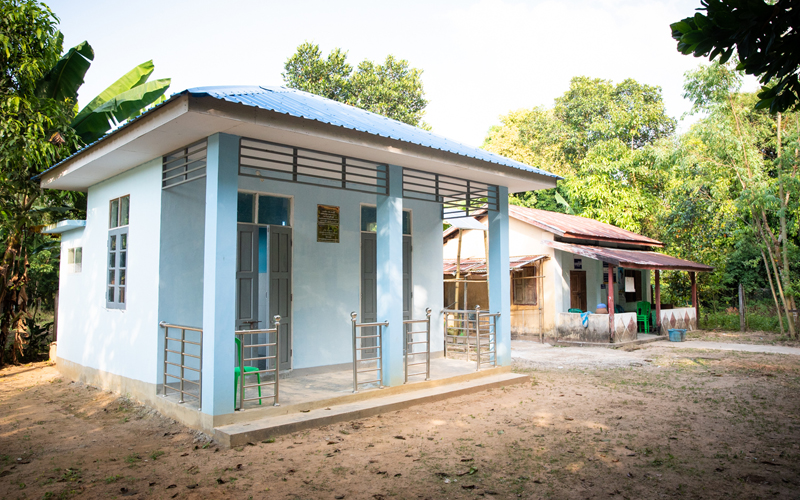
[[483, 77, 675, 234], [0, 0, 170, 365], [670, 61, 799, 335], [671, 0, 800, 113], [282, 42, 428, 127]]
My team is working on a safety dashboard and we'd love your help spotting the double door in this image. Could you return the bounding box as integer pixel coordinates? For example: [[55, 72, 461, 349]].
[[236, 224, 292, 371]]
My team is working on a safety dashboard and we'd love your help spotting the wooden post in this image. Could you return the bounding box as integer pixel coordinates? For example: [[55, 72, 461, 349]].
[[738, 283, 746, 332], [53, 290, 59, 343], [654, 270, 661, 335], [455, 229, 463, 311], [608, 265, 616, 343], [690, 272, 698, 327]]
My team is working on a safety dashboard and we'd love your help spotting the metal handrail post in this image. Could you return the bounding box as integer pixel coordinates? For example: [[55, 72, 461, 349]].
[[351, 312, 358, 393], [378, 324, 384, 389], [475, 306, 481, 372], [179, 328, 186, 403], [162, 325, 169, 397], [425, 307, 432, 380], [238, 331, 245, 410], [443, 313, 448, 358], [273, 315, 281, 406], [404, 321, 409, 384], [198, 329, 203, 410]]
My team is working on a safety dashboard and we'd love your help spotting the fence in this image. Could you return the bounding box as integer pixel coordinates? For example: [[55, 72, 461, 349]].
[[160, 322, 203, 408], [235, 316, 281, 410], [404, 308, 432, 383], [350, 312, 386, 393], [443, 306, 499, 370]]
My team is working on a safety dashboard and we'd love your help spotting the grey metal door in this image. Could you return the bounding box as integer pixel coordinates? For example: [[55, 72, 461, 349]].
[[360, 233, 412, 357], [269, 226, 292, 371], [236, 224, 259, 331], [360, 233, 378, 358]]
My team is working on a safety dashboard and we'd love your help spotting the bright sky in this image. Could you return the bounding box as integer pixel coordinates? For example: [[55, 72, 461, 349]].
[[48, 0, 757, 147]]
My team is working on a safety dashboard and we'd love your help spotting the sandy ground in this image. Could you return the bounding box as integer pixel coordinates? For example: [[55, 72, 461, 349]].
[[2, 336, 800, 499]]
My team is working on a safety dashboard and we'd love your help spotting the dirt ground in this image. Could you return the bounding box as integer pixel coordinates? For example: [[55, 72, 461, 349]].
[[2, 337, 800, 499], [688, 328, 800, 347]]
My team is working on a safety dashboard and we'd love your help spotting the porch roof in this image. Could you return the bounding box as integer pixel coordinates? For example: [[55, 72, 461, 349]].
[[542, 240, 713, 272], [443, 255, 546, 274], [39, 86, 561, 193]]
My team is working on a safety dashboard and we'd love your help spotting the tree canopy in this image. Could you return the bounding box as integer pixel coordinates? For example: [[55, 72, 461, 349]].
[[671, 0, 800, 113], [282, 42, 428, 127], [483, 76, 674, 234]]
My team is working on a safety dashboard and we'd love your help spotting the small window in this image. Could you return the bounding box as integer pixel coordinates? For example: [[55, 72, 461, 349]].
[[109, 195, 130, 228], [360, 206, 411, 235], [258, 195, 290, 226], [512, 266, 538, 305], [67, 247, 82, 273]]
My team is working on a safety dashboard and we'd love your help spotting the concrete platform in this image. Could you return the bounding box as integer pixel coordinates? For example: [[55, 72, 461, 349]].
[[214, 367, 528, 447]]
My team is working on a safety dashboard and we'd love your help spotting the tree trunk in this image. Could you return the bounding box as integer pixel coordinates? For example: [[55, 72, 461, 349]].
[[761, 247, 785, 335]]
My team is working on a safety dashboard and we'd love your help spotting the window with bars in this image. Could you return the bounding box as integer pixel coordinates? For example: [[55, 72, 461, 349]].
[[67, 247, 82, 274], [107, 195, 129, 309], [512, 266, 538, 305]]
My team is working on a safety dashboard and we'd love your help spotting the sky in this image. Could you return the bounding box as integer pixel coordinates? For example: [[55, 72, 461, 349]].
[[47, 0, 758, 147]]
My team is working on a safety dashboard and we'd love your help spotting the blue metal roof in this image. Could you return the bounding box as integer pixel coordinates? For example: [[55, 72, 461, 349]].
[[41, 85, 561, 181], [186, 85, 560, 179]]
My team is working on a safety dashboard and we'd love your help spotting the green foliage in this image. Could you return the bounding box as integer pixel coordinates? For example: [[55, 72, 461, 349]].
[[484, 76, 674, 235], [283, 42, 428, 127], [671, 0, 800, 113]]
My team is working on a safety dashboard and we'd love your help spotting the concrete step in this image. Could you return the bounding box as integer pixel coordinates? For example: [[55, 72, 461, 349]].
[[214, 370, 529, 448]]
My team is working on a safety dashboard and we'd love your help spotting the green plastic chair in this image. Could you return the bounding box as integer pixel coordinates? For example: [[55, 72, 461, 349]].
[[636, 302, 651, 334], [234, 337, 262, 407], [568, 308, 582, 313]]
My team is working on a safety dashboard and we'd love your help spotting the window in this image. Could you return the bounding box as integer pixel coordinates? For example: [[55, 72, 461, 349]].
[[238, 192, 290, 226], [624, 269, 642, 303], [107, 196, 129, 309], [360, 206, 411, 235], [67, 247, 82, 273], [512, 266, 538, 305]]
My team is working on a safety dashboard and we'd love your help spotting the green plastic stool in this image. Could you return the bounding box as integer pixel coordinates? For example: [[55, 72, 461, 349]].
[[234, 337, 262, 406]]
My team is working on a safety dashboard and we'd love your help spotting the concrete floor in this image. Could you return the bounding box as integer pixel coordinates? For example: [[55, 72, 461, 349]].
[[164, 356, 484, 412]]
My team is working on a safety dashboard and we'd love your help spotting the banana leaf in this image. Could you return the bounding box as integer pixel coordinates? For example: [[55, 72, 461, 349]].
[[35, 41, 94, 101], [71, 60, 155, 143], [84, 78, 171, 142]]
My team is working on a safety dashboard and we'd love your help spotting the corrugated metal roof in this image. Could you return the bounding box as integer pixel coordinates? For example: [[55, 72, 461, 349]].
[[509, 205, 663, 247], [443, 255, 546, 274], [543, 240, 713, 272], [185, 86, 560, 179]]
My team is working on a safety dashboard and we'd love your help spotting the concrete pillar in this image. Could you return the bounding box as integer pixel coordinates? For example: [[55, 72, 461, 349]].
[[488, 186, 511, 365], [377, 164, 404, 386], [201, 133, 239, 416]]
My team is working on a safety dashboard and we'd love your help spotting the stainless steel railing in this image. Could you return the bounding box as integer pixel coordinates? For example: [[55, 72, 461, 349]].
[[475, 306, 499, 371], [235, 315, 281, 410], [350, 312, 386, 393], [443, 308, 477, 361], [160, 322, 203, 408], [404, 308, 432, 383]]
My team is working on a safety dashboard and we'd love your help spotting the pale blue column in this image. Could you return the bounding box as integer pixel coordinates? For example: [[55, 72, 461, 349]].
[[377, 164, 404, 386], [201, 133, 239, 416], [488, 186, 511, 365]]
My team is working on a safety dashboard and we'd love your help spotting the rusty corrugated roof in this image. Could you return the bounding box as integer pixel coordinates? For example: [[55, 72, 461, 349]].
[[443, 255, 546, 274], [543, 240, 713, 272], [509, 205, 663, 247]]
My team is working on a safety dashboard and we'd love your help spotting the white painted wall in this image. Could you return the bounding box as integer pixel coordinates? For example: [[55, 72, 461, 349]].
[[57, 158, 162, 385], [237, 177, 444, 371]]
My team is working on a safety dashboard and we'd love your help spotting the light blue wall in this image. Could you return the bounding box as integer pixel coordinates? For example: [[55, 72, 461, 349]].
[[238, 174, 444, 371], [56, 158, 163, 384]]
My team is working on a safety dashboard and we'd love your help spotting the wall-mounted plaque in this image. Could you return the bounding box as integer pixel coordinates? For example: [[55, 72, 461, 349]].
[[573, 258, 582, 270], [317, 205, 340, 243]]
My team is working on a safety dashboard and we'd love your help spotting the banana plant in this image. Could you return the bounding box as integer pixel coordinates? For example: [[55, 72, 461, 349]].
[[37, 41, 171, 145]]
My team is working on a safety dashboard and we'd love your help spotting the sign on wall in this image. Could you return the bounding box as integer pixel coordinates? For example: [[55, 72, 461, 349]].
[[317, 205, 340, 243], [573, 258, 582, 270]]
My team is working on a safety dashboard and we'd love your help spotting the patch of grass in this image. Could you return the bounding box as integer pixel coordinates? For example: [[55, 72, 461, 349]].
[[104, 474, 123, 483], [149, 450, 165, 460], [124, 453, 141, 464]]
